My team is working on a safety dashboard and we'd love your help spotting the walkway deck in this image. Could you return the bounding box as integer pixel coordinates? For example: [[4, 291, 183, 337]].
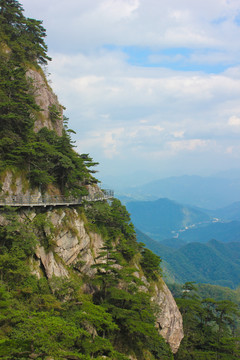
[[0, 190, 114, 208]]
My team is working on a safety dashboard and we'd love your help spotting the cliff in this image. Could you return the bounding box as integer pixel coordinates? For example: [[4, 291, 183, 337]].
[[27, 68, 63, 137], [0, 199, 183, 357], [27, 206, 183, 353], [0, 2, 183, 359]]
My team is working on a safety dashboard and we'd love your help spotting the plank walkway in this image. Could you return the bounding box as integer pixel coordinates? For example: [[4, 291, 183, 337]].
[[0, 189, 114, 208]]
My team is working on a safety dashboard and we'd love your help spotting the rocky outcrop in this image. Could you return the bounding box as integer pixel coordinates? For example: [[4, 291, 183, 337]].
[[31, 208, 104, 280], [0, 171, 40, 200], [28, 207, 183, 353], [27, 68, 63, 136], [35, 245, 69, 278], [153, 281, 184, 353]]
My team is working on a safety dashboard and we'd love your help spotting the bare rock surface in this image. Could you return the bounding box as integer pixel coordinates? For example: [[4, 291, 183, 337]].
[[27, 68, 63, 136], [0, 171, 40, 200], [33, 209, 104, 279], [153, 281, 184, 353], [35, 246, 69, 278]]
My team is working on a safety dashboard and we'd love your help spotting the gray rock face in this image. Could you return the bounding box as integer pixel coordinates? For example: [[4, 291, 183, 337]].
[[27, 69, 63, 136], [153, 281, 184, 353], [35, 245, 69, 278], [33, 208, 104, 279], [0, 171, 40, 201]]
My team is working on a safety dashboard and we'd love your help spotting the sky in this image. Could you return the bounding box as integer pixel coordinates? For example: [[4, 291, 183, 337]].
[[20, 0, 240, 187]]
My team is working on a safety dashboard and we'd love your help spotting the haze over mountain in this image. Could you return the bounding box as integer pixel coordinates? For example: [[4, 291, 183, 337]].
[[206, 201, 240, 221], [117, 174, 240, 209], [127, 196, 240, 244], [126, 198, 210, 241]]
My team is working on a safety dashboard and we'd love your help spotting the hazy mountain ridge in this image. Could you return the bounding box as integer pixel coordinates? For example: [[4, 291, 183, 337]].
[[118, 175, 240, 209], [126, 198, 210, 241], [127, 196, 240, 244], [205, 201, 240, 221]]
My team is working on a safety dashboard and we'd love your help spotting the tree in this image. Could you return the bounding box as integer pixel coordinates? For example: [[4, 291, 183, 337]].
[[140, 246, 162, 280], [175, 283, 240, 360]]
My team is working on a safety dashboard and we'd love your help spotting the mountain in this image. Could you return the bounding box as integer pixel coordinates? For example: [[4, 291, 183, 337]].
[[206, 201, 240, 221], [122, 175, 240, 209], [127, 198, 210, 241], [0, 2, 183, 359], [178, 220, 240, 243], [127, 197, 240, 244], [137, 229, 240, 289]]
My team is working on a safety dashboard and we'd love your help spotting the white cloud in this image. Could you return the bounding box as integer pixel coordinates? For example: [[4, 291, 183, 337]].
[[22, 0, 240, 55], [173, 131, 185, 138], [228, 115, 240, 126], [99, 0, 139, 21], [169, 139, 210, 152], [20, 0, 240, 181]]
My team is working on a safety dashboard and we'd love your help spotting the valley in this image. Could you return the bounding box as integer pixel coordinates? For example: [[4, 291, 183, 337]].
[[122, 195, 240, 289]]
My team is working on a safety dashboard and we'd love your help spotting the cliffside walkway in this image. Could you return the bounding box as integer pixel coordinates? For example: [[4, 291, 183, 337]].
[[0, 190, 114, 208]]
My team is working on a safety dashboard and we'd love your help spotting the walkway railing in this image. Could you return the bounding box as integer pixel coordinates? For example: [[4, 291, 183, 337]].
[[0, 189, 114, 207]]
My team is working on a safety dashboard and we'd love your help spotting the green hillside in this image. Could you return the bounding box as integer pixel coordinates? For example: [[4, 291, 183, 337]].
[[136, 229, 240, 288]]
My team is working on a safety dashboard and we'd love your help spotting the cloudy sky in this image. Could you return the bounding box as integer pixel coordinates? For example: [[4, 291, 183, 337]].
[[21, 0, 240, 186]]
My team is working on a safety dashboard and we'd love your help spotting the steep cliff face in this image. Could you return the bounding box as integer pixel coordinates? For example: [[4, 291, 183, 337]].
[[153, 282, 183, 353], [27, 68, 63, 136], [15, 206, 183, 354]]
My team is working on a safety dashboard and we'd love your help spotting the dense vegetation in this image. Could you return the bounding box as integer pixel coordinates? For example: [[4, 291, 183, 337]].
[[0, 0, 97, 195], [169, 283, 240, 307], [174, 283, 240, 359]]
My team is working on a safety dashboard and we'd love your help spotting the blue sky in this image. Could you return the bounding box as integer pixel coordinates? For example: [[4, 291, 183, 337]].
[[104, 45, 234, 73], [21, 0, 240, 187]]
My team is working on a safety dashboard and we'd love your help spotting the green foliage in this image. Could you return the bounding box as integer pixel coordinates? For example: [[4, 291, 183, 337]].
[[32, 212, 56, 251], [0, 207, 37, 287], [85, 199, 138, 261], [140, 245, 162, 281], [174, 283, 240, 360], [0, 0, 51, 65], [0, 2, 98, 195], [90, 234, 172, 359]]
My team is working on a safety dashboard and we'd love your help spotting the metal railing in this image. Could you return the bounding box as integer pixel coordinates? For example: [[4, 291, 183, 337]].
[[0, 189, 114, 207]]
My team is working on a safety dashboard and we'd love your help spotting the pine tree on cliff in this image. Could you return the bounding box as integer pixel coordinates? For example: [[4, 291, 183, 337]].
[[0, 0, 98, 195]]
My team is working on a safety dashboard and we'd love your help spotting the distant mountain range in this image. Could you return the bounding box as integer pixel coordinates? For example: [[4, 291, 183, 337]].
[[119, 175, 240, 209], [206, 201, 240, 221], [126, 197, 240, 243], [129, 196, 240, 288], [136, 229, 240, 289], [126, 198, 210, 241]]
